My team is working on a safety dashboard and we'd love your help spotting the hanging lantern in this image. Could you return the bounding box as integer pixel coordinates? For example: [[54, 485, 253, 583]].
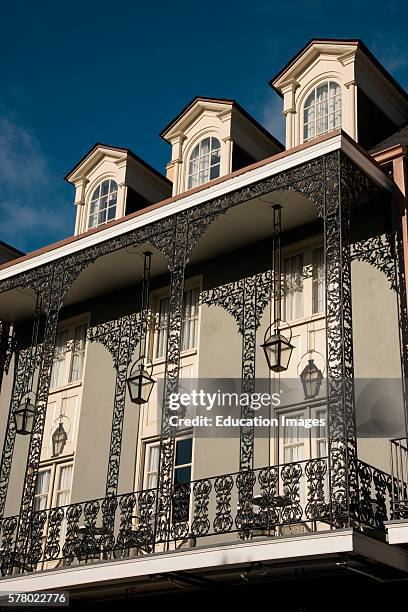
[[300, 358, 323, 400], [127, 251, 156, 405], [14, 393, 36, 435], [262, 204, 295, 373], [127, 358, 155, 405], [52, 422, 68, 456], [262, 324, 294, 373]]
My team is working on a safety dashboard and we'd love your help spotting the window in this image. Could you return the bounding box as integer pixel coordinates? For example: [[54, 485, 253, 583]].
[[187, 137, 221, 189], [282, 414, 305, 463], [314, 408, 328, 458], [88, 179, 118, 229], [279, 407, 327, 463], [284, 255, 303, 321], [303, 81, 341, 141], [145, 443, 160, 489], [34, 464, 73, 511], [50, 323, 87, 390], [144, 437, 192, 488], [69, 325, 87, 383], [55, 465, 73, 507], [174, 438, 192, 484], [144, 438, 192, 524], [155, 288, 199, 359], [34, 469, 51, 511], [312, 247, 325, 314]]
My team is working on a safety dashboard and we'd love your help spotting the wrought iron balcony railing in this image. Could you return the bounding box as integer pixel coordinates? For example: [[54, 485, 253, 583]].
[[390, 438, 408, 518], [0, 457, 392, 577]]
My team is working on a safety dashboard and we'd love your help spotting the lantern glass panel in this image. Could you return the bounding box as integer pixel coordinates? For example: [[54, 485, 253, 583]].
[[52, 423, 68, 456], [300, 359, 323, 399], [262, 331, 294, 373], [127, 365, 155, 404], [14, 398, 35, 435]]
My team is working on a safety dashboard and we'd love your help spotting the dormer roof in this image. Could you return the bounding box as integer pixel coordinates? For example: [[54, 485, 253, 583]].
[[65, 143, 171, 186], [270, 38, 408, 107], [160, 96, 284, 150]]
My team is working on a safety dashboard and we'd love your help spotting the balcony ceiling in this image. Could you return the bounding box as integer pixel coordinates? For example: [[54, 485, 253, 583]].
[[0, 190, 318, 322]]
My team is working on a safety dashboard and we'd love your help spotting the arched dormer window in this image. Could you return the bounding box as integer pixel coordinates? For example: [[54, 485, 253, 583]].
[[303, 81, 341, 142], [187, 137, 221, 189], [88, 179, 118, 229]]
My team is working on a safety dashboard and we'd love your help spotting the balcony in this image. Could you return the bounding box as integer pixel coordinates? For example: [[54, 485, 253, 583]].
[[0, 456, 394, 578]]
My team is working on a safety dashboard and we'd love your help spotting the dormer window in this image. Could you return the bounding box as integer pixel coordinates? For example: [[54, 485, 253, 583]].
[[88, 179, 118, 229], [187, 137, 221, 189], [303, 81, 341, 142]]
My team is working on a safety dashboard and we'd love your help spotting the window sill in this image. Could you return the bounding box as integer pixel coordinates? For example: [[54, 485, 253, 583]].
[[279, 312, 325, 331], [48, 380, 83, 396], [152, 349, 198, 367]]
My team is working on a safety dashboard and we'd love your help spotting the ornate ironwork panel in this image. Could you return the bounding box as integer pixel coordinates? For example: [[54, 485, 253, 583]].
[[87, 312, 141, 497], [323, 151, 360, 527]]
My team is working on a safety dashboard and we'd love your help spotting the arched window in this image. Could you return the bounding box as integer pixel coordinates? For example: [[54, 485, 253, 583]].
[[187, 137, 221, 189], [88, 179, 118, 229], [303, 81, 341, 141]]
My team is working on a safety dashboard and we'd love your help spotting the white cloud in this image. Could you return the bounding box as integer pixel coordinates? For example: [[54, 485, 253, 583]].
[[0, 117, 73, 252], [260, 92, 285, 145]]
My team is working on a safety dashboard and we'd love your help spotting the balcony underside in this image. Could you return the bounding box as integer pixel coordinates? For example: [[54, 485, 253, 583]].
[[1, 529, 408, 601]]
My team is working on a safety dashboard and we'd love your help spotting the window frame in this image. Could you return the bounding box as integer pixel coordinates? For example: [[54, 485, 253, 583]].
[[186, 136, 221, 190], [87, 178, 118, 230], [142, 434, 194, 491], [302, 80, 342, 143], [34, 460, 74, 511], [277, 404, 328, 465], [49, 317, 89, 393], [151, 280, 201, 364], [279, 239, 325, 325]]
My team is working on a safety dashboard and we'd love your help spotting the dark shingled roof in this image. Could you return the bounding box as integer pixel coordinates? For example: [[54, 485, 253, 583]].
[[370, 123, 408, 153]]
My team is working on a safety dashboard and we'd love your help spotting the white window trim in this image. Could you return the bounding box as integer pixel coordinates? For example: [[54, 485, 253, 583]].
[[186, 137, 221, 190], [301, 80, 342, 144], [149, 277, 202, 365], [141, 433, 194, 491], [87, 178, 119, 230], [276, 403, 328, 466], [34, 460, 74, 511], [49, 315, 89, 395], [278, 238, 325, 327]]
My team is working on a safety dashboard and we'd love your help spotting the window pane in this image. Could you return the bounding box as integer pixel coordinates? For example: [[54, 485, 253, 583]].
[[100, 180, 109, 197], [91, 184, 100, 200], [210, 165, 220, 180], [284, 255, 303, 321], [211, 137, 221, 151], [198, 170, 209, 184], [34, 470, 51, 511], [200, 138, 210, 155], [190, 144, 200, 160], [156, 297, 169, 358], [189, 158, 199, 176], [69, 324, 87, 383], [312, 247, 325, 313], [175, 438, 192, 466], [56, 465, 72, 507], [107, 206, 116, 220], [50, 329, 69, 388], [199, 154, 210, 172], [174, 466, 191, 484], [146, 444, 160, 489], [181, 288, 199, 351]]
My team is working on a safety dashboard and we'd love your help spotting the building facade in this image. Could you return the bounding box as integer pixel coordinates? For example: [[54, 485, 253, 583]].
[[1, 39, 408, 605]]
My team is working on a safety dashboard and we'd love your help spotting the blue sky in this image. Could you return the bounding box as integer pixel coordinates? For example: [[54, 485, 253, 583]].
[[1, 0, 407, 253]]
